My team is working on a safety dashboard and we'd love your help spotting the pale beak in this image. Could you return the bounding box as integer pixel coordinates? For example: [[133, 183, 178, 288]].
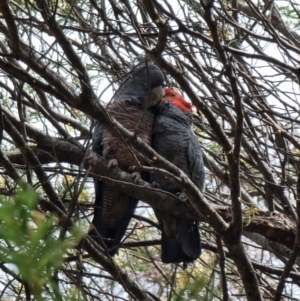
[[161, 86, 166, 97], [192, 105, 198, 116]]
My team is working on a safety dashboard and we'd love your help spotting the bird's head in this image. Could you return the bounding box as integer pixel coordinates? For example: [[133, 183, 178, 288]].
[[117, 63, 165, 108], [163, 87, 193, 112]]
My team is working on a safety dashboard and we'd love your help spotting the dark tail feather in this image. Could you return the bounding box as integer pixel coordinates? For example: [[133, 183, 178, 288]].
[[161, 221, 201, 263], [90, 210, 138, 256], [90, 180, 138, 256], [178, 221, 201, 259]]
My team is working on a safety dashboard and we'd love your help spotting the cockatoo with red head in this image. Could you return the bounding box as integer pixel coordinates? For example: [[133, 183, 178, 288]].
[[151, 87, 205, 263]]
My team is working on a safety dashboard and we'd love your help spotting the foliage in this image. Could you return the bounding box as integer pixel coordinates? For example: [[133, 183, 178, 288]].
[[0, 189, 80, 300]]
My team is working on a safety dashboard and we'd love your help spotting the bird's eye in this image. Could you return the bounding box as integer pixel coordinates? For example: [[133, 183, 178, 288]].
[[171, 93, 176, 97]]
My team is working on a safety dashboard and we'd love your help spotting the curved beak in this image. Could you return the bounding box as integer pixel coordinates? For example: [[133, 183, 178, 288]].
[[192, 105, 198, 116]]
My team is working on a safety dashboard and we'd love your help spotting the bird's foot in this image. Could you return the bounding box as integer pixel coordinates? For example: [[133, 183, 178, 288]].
[[176, 192, 188, 202], [130, 171, 141, 184], [107, 159, 118, 169], [151, 181, 161, 189]]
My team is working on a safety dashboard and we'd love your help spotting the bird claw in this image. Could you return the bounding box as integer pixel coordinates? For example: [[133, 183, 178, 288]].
[[176, 192, 188, 202], [107, 159, 118, 169], [151, 181, 161, 189], [131, 171, 141, 184]]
